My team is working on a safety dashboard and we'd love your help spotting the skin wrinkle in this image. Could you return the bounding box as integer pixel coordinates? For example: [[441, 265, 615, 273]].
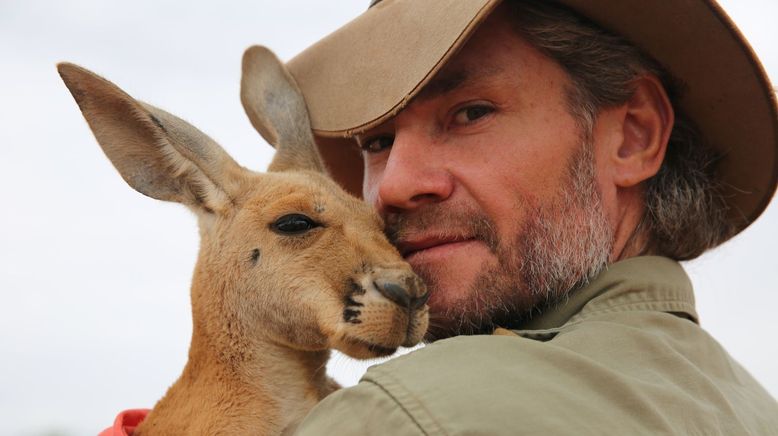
[[414, 65, 506, 104]]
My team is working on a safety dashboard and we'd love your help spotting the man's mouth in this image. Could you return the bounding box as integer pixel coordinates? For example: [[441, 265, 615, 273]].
[[397, 235, 478, 260]]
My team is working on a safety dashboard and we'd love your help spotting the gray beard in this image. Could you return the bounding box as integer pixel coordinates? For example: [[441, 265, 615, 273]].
[[387, 142, 613, 341]]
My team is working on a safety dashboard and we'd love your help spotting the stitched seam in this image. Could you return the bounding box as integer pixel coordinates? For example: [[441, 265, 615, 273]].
[[576, 298, 696, 319], [364, 369, 449, 436], [361, 379, 429, 435], [515, 300, 697, 339]]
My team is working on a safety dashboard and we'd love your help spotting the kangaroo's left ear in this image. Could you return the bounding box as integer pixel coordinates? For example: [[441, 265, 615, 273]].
[[240, 45, 325, 174], [601, 74, 674, 188]]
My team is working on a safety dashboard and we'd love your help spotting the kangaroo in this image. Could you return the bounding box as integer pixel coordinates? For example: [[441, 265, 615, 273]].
[[58, 45, 428, 435]]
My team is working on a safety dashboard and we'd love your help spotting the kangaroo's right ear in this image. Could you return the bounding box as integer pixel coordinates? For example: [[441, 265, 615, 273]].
[[58, 63, 246, 215]]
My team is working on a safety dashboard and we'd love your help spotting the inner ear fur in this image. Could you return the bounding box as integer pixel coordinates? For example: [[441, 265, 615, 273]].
[[240, 45, 325, 174], [58, 62, 247, 214]]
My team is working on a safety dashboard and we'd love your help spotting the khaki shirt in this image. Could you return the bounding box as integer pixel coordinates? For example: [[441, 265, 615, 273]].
[[296, 257, 778, 435]]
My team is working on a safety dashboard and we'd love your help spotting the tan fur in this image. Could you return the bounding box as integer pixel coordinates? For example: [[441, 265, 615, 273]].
[[57, 46, 428, 436]]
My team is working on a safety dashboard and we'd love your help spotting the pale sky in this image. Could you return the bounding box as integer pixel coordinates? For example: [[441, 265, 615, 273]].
[[0, 1, 775, 435]]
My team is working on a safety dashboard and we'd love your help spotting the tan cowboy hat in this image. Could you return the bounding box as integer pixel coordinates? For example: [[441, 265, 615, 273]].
[[286, 0, 777, 242]]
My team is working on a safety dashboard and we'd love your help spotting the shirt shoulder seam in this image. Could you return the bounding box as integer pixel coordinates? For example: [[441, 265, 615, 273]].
[[363, 370, 448, 436]]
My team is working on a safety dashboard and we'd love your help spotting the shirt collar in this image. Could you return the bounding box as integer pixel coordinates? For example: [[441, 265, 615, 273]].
[[513, 256, 698, 332]]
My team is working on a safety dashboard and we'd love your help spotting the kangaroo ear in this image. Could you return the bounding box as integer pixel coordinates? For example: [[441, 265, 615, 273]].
[[58, 62, 246, 214], [240, 45, 325, 173]]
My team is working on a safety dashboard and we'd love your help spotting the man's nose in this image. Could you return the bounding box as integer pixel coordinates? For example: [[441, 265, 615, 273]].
[[374, 130, 453, 213]]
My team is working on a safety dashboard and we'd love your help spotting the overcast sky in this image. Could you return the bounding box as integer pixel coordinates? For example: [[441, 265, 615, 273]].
[[0, 1, 776, 435]]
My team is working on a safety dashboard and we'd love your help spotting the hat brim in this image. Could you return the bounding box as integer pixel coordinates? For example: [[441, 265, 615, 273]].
[[287, 0, 778, 243]]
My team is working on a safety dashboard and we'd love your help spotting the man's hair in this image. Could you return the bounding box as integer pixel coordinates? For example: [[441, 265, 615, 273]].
[[508, 0, 734, 260]]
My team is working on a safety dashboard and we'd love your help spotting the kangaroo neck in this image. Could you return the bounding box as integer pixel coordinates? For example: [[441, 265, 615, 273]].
[[135, 315, 334, 435]]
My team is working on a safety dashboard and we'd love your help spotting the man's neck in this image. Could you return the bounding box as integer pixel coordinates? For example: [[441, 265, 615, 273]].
[[610, 189, 651, 261]]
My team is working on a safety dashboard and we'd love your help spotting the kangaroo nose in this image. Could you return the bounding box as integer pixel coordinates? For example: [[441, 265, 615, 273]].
[[374, 277, 429, 310]]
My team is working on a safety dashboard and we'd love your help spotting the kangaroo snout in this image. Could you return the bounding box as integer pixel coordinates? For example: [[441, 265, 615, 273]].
[[374, 275, 429, 310], [338, 266, 429, 357]]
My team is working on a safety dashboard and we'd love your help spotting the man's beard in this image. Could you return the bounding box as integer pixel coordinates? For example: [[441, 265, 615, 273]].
[[385, 142, 613, 341]]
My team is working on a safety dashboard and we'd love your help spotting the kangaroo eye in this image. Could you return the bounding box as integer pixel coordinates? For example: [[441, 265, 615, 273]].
[[271, 214, 320, 235]]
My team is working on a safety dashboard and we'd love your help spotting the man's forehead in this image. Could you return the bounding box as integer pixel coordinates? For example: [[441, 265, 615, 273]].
[[413, 6, 521, 103], [354, 62, 507, 138], [415, 64, 506, 103]]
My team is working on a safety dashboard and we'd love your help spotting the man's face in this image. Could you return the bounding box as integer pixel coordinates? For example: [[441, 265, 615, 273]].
[[358, 12, 612, 340]]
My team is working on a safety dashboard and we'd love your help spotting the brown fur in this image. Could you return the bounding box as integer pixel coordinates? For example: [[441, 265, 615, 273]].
[[57, 46, 428, 435]]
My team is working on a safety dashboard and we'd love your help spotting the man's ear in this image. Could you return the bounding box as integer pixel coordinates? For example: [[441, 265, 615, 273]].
[[607, 75, 674, 188]]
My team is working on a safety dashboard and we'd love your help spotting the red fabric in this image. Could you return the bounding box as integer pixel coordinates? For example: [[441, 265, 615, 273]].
[[99, 409, 150, 436]]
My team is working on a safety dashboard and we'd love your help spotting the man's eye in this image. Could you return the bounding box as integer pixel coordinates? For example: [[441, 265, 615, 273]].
[[453, 105, 494, 125], [361, 136, 394, 153]]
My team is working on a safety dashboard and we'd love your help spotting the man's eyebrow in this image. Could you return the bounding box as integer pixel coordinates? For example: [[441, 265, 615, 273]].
[[355, 65, 507, 142], [415, 65, 505, 102]]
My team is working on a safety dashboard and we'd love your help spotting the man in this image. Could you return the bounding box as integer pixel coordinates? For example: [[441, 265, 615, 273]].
[[286, 0, 778, 434]]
